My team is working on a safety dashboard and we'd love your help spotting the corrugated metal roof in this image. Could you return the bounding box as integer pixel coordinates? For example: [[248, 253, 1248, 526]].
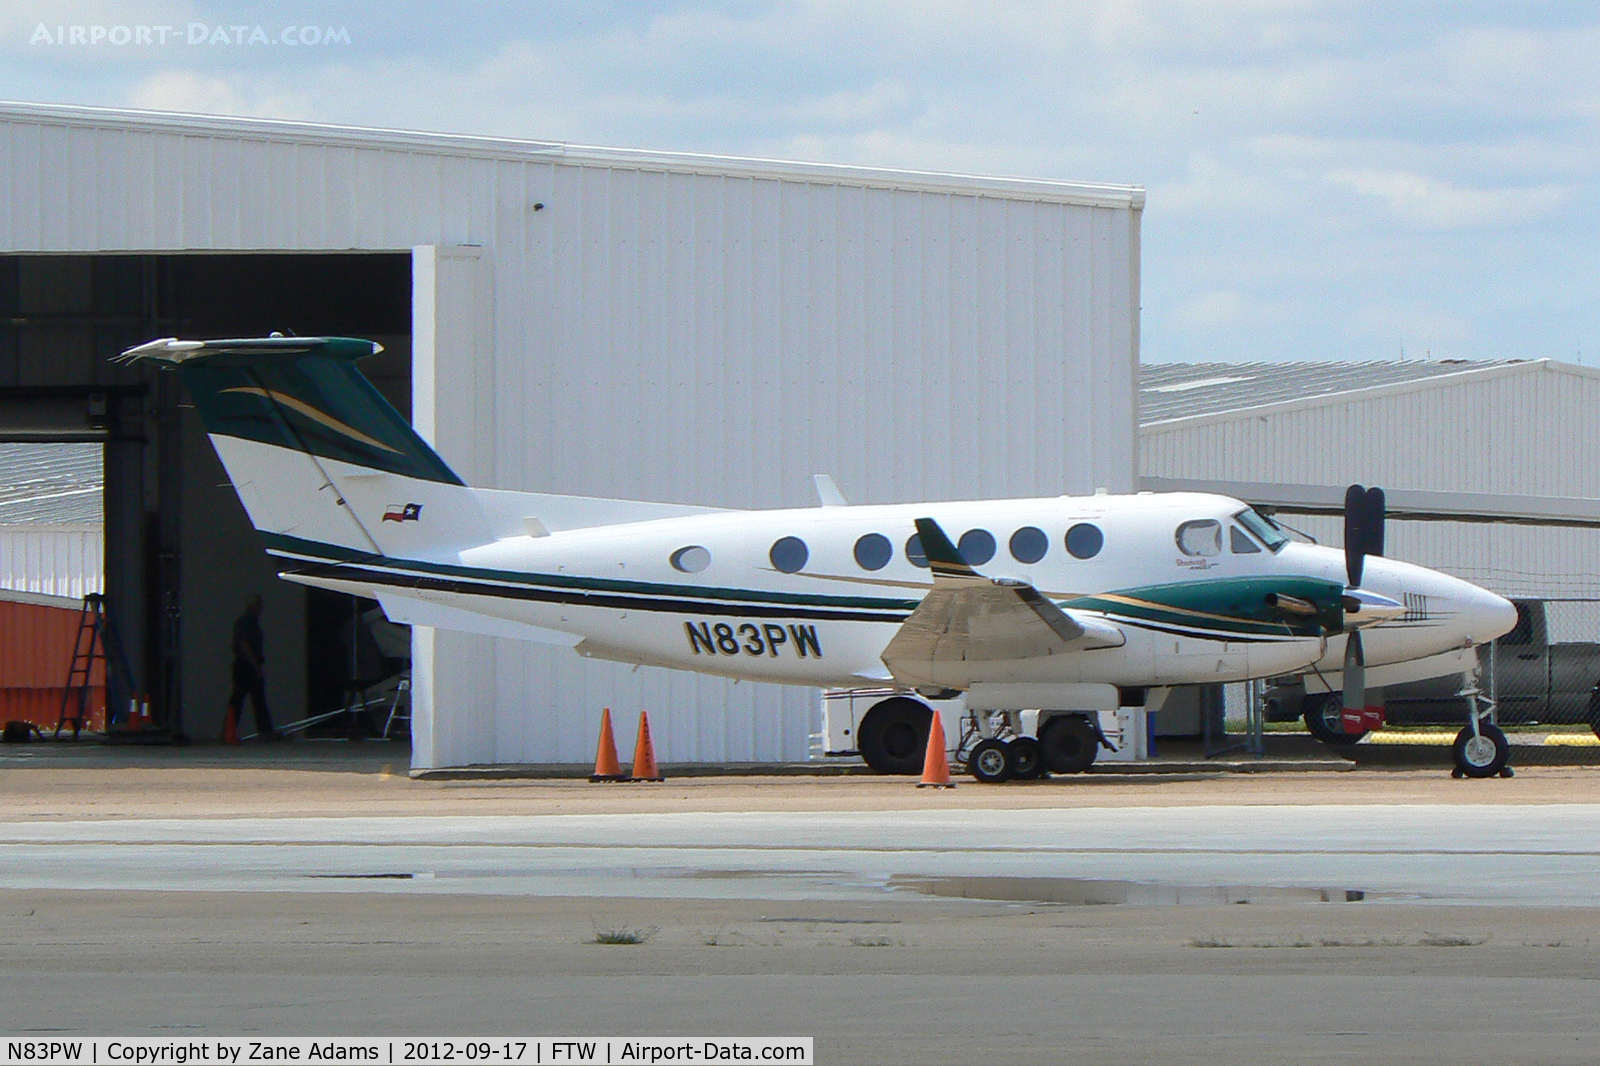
[[0, 443, 102, 525], [1140, 360, 1525, 425], [0, 101, 1145, 210]]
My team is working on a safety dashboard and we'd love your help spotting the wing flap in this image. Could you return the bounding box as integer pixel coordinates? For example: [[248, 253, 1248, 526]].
[[881, 518, 1124, 687]]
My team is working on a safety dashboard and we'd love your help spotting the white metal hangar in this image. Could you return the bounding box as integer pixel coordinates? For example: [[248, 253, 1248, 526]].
[[0, 101, 1145, 769], [1140, 358, 1600, 608]]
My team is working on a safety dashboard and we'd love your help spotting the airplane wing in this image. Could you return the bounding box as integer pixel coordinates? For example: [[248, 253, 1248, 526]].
[[880, 518, 1123, 688]]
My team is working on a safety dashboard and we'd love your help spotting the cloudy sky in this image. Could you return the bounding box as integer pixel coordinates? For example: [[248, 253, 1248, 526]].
[[3, 1, 1597, 365]]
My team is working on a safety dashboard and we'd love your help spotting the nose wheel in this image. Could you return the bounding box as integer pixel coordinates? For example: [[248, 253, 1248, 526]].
[[1452, 721, 1510, 778]]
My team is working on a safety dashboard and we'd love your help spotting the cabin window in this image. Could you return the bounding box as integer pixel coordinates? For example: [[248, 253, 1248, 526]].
[[1230, 526, 1262, 554], [1235, 507, 1290, 552], [670, 545, 711, 573], [854, 533, 892, 571], [769, 536, 809, 574], [905, 533, 929, 568], [958, 529, 996, 566], [1065, 522, 1104, 560], [1176, 519, 1222, 557], [1010, 526, 1048, 564]]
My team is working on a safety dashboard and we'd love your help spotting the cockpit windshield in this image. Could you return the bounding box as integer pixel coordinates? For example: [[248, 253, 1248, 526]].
[[1235, 507, 1290, 553]]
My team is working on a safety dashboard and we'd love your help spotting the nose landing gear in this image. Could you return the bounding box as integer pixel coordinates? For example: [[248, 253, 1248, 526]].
[[1452, 720, 1511, 778]]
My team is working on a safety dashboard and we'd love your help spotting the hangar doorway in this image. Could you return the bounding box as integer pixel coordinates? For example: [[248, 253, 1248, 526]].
[[0, 253, 411, 741]]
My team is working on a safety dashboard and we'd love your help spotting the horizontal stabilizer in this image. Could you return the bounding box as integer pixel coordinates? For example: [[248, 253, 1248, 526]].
[[375, 590, 582, 647]]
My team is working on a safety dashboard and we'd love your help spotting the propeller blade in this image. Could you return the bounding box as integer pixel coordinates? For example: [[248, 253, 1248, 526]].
[[1343, 483, 1366, 588], [1343, 483, 1387, 591], [1364, 486, 1386, 559], [1342, 630, 1366, 715]]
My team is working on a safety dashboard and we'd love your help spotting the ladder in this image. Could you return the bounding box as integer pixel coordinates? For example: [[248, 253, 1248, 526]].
[[55, 593, 134, 739]]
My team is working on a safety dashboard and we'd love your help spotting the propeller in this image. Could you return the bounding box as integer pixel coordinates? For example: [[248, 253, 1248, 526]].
[[1342, 484, 1387, 722]]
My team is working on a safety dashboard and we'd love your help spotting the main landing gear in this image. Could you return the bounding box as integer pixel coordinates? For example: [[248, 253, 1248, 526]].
[[854, 698, 1114, 783], [959, 711, 1103, 782]]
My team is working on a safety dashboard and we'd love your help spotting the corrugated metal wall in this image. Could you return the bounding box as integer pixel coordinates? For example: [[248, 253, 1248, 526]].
[[1141, 363, 1600, 598], [0, 525, 102, 600], [0, 104, 1142, 767]]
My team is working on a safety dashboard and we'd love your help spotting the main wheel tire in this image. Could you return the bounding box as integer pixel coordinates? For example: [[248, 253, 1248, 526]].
[[967, 738, 1014, 784], [1303, 693, 1365, 745], [1588, 687, 1600, 741], [857, 698, 933, 775], [1039, 715, 1099, 774], [1453, 722, 1510, 778], [1009, 736, 1047, 780]]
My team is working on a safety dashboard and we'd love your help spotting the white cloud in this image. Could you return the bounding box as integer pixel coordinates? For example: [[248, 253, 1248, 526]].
[[1171, 289, 1303, 333], [1327, 168, 1569, 230], [3, 2, 1599, 364]]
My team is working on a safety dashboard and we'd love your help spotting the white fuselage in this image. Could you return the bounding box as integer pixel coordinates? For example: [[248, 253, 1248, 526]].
[[278, 490, 1516, 694]]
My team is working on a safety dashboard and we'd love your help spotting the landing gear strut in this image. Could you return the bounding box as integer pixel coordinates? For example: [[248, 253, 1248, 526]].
[[1453, 663, 1511, 779]]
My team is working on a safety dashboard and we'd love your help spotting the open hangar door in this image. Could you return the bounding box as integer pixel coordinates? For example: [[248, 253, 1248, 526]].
[[0, 253, 411, 741]]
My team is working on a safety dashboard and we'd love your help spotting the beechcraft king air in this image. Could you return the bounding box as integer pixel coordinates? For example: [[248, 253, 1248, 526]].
[[121, 336, 1521, 779]]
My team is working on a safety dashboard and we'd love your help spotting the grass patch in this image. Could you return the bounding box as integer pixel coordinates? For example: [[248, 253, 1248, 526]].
[[847, 935, 900, 948], [590, 923, 658, 945], [1190, 934, 1472, 950], [1418, 932, 1487, 947]]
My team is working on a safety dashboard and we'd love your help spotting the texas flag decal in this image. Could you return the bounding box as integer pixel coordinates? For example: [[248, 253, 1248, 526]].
[[383, 502, 422, 523]]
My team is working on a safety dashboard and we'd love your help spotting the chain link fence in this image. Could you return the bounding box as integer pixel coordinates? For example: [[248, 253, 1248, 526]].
[[1202, 598, 1600, 765]]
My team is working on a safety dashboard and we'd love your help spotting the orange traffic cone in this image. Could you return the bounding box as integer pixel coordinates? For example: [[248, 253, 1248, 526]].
[[590, 708, 627, 782], [629, 710, 664, 782], [221, 705, 240, 746], [916, 711, 955, 788]]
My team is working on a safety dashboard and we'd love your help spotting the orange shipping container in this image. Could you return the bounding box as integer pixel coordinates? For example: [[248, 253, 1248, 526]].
[[0, 687, 105, 732], [0, 599, 107, 731]]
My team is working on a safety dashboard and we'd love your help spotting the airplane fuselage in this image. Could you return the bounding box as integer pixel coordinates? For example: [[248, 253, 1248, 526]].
[[276, 490, 1513, 693]]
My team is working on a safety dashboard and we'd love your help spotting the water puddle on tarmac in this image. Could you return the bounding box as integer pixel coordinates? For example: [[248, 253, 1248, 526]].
[[297, 866, 1381, 906], [889, 875, 1376, 906]]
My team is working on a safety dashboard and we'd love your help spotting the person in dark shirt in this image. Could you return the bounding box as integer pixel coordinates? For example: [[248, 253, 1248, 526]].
[[229, 593, 280, 740]]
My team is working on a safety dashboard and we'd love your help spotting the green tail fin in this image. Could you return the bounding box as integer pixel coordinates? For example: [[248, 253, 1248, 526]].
[[119, 336, 462, 485]]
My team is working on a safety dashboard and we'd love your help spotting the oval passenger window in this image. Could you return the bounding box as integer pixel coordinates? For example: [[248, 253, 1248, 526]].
[[769, 536, 809, 574], [854, 533, 892, 571], [670, 545, 711, 573], [1175, 520, 1222, 557], [905, 533, 929, 568], [1010, 526, 1048, 564], [1065, 523, 1104, 560], [958, 529, 996, 566]]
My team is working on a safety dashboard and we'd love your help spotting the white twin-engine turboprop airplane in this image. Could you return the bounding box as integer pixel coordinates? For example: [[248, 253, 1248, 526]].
[[121, 336, 1520, 779]]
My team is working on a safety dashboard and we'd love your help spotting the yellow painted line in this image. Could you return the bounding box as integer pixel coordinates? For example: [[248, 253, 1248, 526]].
[[1359, 731, 1600, 746], [1362, 732, 1456, 745]]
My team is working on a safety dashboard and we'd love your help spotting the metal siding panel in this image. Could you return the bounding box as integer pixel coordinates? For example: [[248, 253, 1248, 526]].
[[0, 111, 1138, 765]]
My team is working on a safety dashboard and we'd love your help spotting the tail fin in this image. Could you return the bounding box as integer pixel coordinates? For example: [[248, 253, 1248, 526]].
[[120, 336, 491, 560]]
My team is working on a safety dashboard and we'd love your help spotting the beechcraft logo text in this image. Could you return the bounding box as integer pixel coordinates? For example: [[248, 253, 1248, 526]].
[[383, 503, 422, 523]]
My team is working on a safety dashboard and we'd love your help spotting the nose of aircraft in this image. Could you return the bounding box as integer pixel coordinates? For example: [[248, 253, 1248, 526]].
[[1411, 565, 1517, 647], [1359, 556, 1517, 651], [1464, 582, 1519, 646]]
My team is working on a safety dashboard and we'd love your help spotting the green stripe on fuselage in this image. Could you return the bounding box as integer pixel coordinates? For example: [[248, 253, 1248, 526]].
[[1070, 575, 1341, 639]]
